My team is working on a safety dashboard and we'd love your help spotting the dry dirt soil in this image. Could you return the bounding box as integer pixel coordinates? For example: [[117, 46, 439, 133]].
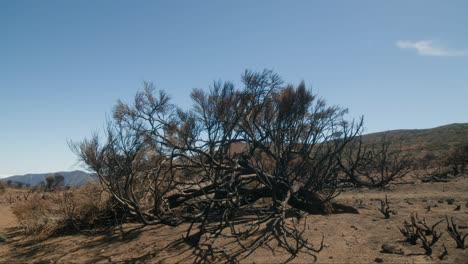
[[1, 177, 468, 264]]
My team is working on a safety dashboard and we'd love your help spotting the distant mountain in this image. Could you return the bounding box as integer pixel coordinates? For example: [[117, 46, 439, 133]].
[[0, 170, 97, 187]]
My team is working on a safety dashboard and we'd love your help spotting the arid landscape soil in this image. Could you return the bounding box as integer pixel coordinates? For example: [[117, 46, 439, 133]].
[[1, 175, 467, 263]]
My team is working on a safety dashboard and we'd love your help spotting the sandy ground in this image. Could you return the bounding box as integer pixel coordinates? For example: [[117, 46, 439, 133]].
[[1, 177, 468, 263]]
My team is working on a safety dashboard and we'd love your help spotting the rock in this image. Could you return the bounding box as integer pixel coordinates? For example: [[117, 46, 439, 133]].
[[447, 198, 455, 205], [374, 257, 384, 263], [381, 243, 404, 255], [0, 234, 6, 243]]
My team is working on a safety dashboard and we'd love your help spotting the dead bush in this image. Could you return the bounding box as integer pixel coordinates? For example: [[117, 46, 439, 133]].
[[377, 195, 394, 219], [12, 184, 114, 238], [398, 213, 419, 245], [398, 213, 444, 256], [12, 195, 57, 235], [446, 216, 467, 249]]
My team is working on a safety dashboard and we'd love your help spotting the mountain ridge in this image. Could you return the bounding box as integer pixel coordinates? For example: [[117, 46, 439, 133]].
[[0, 170, 96, 187]]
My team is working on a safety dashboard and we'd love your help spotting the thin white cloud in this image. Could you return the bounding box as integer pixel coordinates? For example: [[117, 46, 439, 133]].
[[396, 40, 468, 57]]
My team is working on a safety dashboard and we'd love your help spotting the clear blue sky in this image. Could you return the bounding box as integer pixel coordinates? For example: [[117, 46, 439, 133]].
[[1, 1, 467, 177]]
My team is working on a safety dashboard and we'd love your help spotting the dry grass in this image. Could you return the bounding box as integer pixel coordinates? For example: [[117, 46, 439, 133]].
[[11, 184, 112, 238]]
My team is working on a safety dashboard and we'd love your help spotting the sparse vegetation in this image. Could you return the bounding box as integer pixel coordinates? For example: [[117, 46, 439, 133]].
[[2, 162, 468, 262], [398, 213, 446, 255]]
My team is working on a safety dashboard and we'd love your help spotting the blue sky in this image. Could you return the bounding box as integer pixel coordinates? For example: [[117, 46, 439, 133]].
[[1, 0, 467, 177]]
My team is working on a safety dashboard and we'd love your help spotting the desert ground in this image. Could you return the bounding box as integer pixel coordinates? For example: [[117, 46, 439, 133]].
[[1, 175, 467, 264]]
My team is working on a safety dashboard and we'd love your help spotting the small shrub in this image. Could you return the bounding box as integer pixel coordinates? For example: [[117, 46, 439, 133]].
[[417, 224, 443, 256], [0, 233, 7, 242], [399, 213, 444, 256], [399, 213, 419, 245], [378, 195, 394, 219]]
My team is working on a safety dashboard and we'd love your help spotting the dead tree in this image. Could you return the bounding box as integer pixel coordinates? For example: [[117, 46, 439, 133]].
[[71, 70, 362, 260], [399, 213, 420, 245]]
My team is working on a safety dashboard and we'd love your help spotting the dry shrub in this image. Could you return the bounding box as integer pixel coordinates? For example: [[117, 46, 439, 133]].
[[12, 184, 114, 238], [12, 195, 57, 236]]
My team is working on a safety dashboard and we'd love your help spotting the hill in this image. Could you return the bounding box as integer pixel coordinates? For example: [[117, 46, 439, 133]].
[[0, 170, 96, 187], [361, 123, 468, 162]]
